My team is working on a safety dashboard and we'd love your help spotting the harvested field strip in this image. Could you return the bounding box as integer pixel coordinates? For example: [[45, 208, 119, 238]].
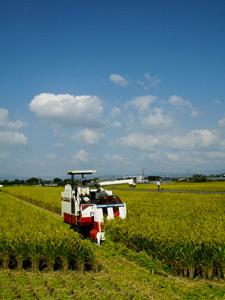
[[107, 190, 225, 279], [0, 193, 96, 271]]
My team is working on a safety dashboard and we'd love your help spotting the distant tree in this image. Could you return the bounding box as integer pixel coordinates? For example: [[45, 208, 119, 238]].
[[13, 179, 21, 185], [26, 177, 40, 185], [146, 176, 162, 181], [192, 174, 207, 182], [2, 179, 9, 186], [53, 178, 62, 185]]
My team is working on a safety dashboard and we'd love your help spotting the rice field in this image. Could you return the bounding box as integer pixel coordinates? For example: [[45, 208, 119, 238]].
[[3, 186, 62, 213], [108, 190, 225, 279], [2, 184, 225, 298], [3, 184, 225, 279], [0, 193, 96, 272], [112, 181, 225, 192]]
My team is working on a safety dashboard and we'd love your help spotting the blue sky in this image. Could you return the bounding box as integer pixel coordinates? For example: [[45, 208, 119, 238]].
[[0, 0, 225, 178]]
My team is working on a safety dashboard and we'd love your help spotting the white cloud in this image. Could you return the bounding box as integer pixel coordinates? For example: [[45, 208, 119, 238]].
[[73, 149, 89, 163], [126, 95, 157, 114], [213, 98, 221, 105], [142, 108, 174, 128], [144, 73, 160, 88], [109, 107, 122, 128], [29, 93, 103, 127], [119, 132, 160, 150], [168, 95, 200, 118], [168, 95, 189, 107], [167, 153, 180, 161], [109, 74, 128, 87], [111, 121, 122, 128], [170, 129, 217, 149], [117, 129, 217, 154], [78, 128, 103, 144], [110, 107, 121, 118], [219, 117, 225, 127], [0, 131, 28, 145], [0, 108, 27, 148], [137, 73, 160, 89], [0, 108, 25, 130], [191, 110, 201, 118]]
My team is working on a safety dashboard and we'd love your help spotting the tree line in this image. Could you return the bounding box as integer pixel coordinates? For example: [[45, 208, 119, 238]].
[[0, 177, 70, 186]]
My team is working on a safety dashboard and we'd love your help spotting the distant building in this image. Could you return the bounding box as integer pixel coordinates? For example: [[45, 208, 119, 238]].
[[136, 175, 149, 183]]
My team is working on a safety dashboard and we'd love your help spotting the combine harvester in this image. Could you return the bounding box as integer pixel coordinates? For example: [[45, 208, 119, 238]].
[[61, 170, 135, 244]]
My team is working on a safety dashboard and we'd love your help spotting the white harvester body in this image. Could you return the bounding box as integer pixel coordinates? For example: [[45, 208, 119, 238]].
[[61, 170, 134, 244]]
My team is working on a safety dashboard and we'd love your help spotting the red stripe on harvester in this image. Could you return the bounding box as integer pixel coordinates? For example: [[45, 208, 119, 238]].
[[64, 213, 77, 225]]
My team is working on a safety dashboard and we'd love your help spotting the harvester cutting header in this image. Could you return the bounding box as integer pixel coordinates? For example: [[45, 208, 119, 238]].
[[61, 170, 135, 244]]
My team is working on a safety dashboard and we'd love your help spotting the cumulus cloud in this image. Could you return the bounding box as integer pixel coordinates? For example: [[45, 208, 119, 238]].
[[170, 129, 217, 149], [78, 128, 103, 144], [168, 95, 189, 107], [29, 93, 103, 127], [117, 128, 217, 154], [109, 74, 128, 87], [0, 108, 25, 129], [168, 95, 201, 118], [119, 132, 160, 150], [142, 108, 174, 128], [0, 108, 28, 148], [73, 149, 89, 163], [0, 131, 28, 145], [126, 95, 157, 114]]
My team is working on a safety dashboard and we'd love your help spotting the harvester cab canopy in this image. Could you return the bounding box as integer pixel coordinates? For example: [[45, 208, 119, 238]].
[[67, 170, 97, 189], [68, 170, 97, 178]]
